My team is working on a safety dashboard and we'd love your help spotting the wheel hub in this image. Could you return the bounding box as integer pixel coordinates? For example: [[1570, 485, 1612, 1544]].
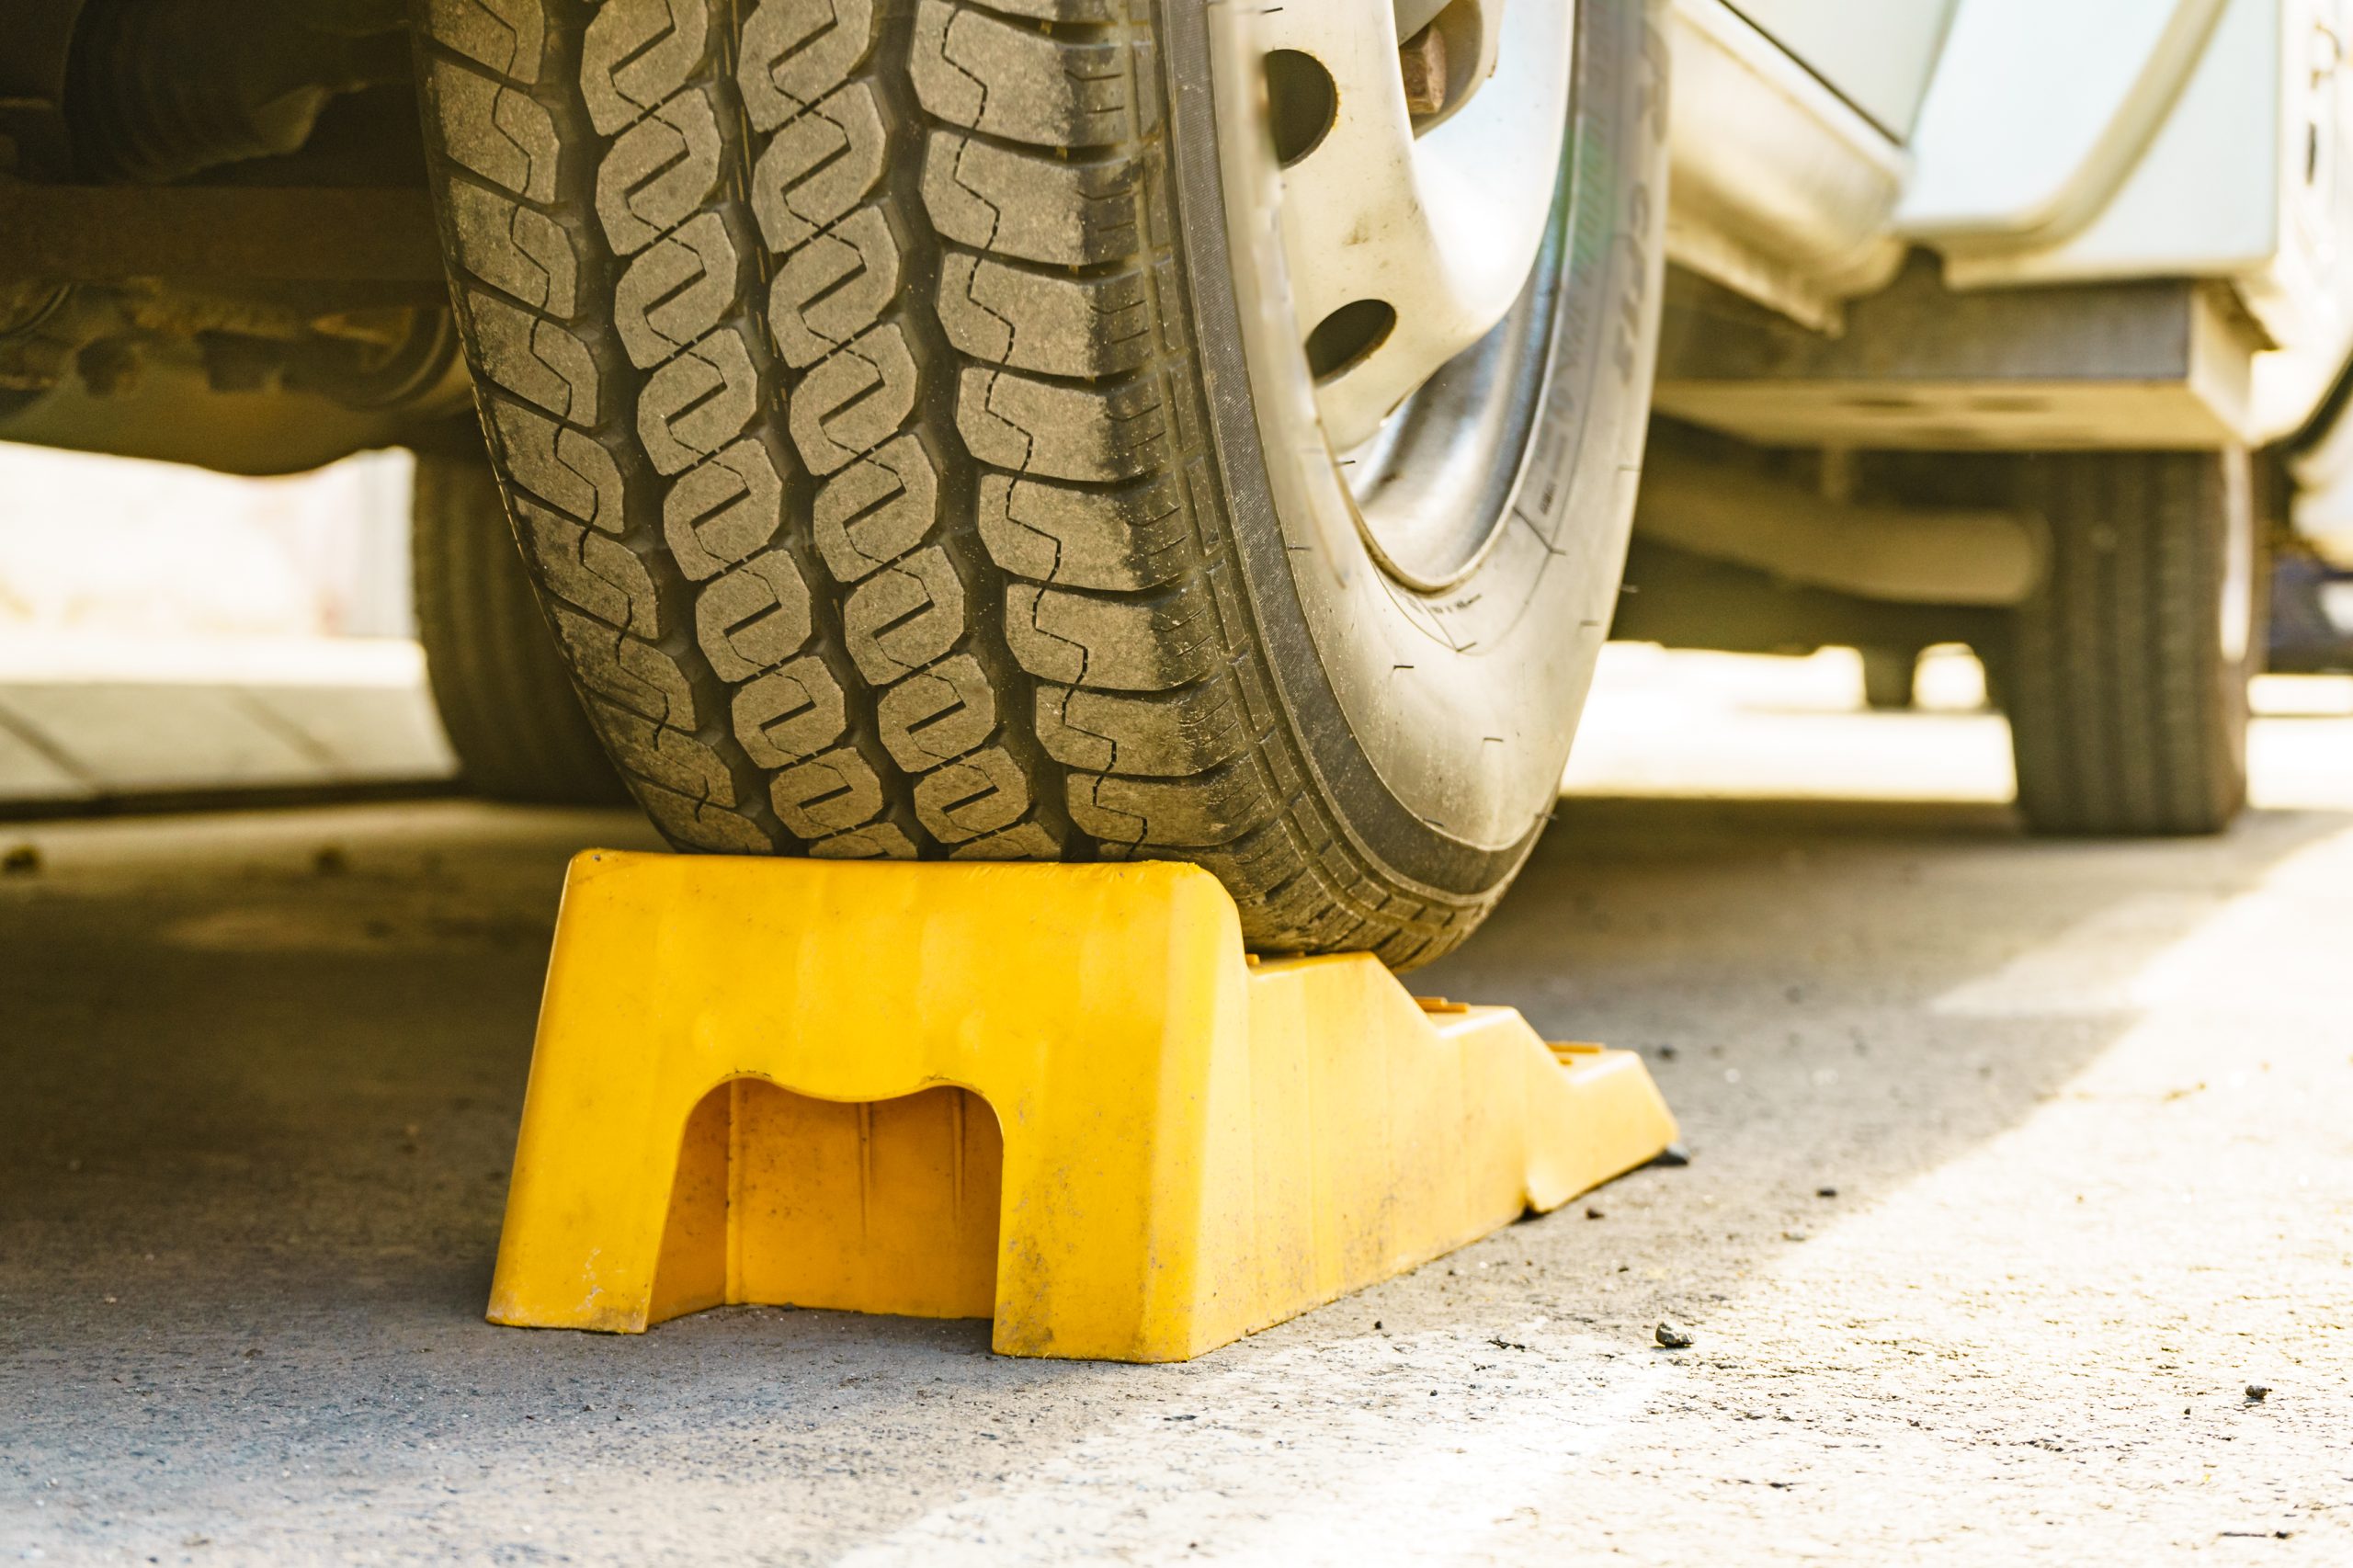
[[1256, 0, 1575, 455]]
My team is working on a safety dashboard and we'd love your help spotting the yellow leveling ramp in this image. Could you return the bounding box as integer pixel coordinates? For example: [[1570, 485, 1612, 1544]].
[[488, 851, 1678, 1362]]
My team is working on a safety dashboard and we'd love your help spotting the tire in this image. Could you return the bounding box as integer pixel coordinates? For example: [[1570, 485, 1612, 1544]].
[[413, 448, 631, 804], [2006, 449, 2259, 835], [1860, 645, 1918, 710], [2268, 550, 2353, 674], [409, 0, 1665, 965]]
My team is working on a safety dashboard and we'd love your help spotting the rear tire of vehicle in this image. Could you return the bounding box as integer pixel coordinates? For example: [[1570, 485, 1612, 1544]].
[[410, 0, 1665, 966], [413, 449, 630, 805], [2006, 449, 2259, 835]]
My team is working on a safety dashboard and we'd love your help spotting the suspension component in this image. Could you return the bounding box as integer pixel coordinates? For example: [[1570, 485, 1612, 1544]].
[[65, 0, 408, 184]]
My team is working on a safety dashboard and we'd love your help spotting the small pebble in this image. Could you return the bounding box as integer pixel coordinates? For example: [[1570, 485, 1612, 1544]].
[[1654, 1320, 1693, 1350], [2245, 1383, 2270, 1403], [1585, 1206, 1605, 1221], [1781, 1229, 1810, 1243], [2, 844, 40, 876], [1816, 1186, 1839, 1199]]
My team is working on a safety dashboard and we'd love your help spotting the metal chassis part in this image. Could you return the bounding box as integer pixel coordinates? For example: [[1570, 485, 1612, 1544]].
[[1609, 537, 2008, 661], [0, 185, 443, 285], [0, 0, 92, 179], [1631, 449, 2044, 606], [1652, 260, 2268, 450]]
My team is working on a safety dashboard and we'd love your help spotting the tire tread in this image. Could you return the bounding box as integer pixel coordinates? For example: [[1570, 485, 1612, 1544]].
[[2008, 451, 2251, 835], [416, 0, 1503, 961]]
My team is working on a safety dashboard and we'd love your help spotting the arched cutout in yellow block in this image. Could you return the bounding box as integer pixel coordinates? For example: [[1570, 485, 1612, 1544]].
[[651, 1082, 1005, 1325], [488, 852, 1677, 1362]]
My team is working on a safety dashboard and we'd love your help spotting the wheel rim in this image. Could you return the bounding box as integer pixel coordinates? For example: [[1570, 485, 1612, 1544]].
[[1201, 0, 1642, 853], [1252, 0, 1577, 587]]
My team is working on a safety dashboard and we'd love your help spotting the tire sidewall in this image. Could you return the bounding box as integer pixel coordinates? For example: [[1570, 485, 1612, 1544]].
[[1168, 0, 1669, 894]]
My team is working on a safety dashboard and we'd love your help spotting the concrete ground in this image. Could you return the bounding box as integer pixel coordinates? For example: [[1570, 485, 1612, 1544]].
[[0, 633, 453, 810], [5, 653, 2351, 1564], [0, 443, 444, 812]]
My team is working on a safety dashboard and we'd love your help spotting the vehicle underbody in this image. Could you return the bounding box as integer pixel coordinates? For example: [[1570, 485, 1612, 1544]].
[[0, 0, 470, 473], [0, 0, 2307, 947]]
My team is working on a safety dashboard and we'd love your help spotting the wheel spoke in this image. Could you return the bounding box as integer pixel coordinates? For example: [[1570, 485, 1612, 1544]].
[[1258, 0, 1574, 451]]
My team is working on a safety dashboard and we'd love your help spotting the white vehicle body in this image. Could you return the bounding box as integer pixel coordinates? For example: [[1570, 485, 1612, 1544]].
[[1651, 0, 2353, 561]]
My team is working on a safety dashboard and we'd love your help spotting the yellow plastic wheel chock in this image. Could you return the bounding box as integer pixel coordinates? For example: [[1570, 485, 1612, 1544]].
[[487, 851, 1677, 1362]]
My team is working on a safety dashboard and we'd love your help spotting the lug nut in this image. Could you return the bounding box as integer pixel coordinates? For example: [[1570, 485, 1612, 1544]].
[[1400, 23, 1448, 118]]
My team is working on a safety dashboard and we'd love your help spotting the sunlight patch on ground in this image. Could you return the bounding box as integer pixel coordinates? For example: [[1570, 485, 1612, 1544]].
[[1566, 645, 2353, 813]]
